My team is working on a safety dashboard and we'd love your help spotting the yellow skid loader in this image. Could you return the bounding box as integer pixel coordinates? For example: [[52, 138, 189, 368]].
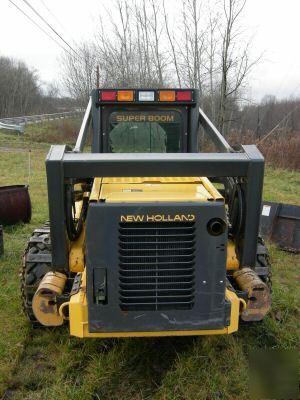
[[21, 89, 271, 338]]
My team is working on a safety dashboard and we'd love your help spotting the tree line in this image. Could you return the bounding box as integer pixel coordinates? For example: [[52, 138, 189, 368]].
[[0, 55, 78, 119], [2, 0, 299, 142], [237, 95, 300, 138]]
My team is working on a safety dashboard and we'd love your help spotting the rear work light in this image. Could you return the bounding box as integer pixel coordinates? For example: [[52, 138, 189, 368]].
[[138, 91, 155, 101], [176, 91, 193, 101], [99, 89, 193, 102], [100, 91, 117, 101], [159, 90, 176, 102], [117, 90, 134, 101]]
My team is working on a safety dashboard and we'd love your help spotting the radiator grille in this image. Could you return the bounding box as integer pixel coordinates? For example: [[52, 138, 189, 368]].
[[119, 221, 195, 311]]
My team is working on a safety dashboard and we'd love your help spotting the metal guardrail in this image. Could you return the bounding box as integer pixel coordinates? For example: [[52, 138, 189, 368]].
[[0, 109, 84, 134], [0, 121, 24, 134]]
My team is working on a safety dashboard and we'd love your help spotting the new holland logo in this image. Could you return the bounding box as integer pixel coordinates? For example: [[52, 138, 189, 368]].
[[120, 214, 196, 222]]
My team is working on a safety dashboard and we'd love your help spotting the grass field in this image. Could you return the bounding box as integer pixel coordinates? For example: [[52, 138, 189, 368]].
[[0, 126, 299, 400]]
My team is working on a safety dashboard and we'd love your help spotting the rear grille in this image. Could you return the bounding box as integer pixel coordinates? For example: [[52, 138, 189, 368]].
[[119, 221, 195, 311]]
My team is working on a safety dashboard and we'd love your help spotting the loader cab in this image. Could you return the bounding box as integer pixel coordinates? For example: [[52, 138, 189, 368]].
[[91, 89, 200, 153]]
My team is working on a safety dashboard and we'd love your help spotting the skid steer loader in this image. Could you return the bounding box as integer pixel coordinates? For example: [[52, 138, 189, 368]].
[[21, 89, 271, 337]]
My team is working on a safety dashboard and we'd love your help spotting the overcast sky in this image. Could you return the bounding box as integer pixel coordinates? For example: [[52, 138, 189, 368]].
[[1, 0, 300, 101]]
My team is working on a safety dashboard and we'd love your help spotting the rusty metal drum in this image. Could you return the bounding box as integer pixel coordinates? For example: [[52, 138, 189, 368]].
[[0, 185, 31, 225]]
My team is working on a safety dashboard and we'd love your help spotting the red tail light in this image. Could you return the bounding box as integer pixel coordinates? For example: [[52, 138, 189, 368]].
[[176, 91, 193, 101], [100, 91, 117, 101]]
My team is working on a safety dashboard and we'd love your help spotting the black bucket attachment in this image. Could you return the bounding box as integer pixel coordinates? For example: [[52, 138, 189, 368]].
[[260, 201, 300, 252], [0, 185, 31, 225]]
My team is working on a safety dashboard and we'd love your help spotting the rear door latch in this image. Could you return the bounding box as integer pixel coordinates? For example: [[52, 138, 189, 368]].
[[93, 268, 107, 304]]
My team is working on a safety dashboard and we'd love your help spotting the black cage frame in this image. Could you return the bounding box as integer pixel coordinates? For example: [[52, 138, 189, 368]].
[[46, 89, 264, 271]]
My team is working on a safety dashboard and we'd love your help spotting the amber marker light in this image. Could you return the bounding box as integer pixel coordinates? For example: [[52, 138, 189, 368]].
[[117, 90, 134, 101], [159, 90, 176, 102]]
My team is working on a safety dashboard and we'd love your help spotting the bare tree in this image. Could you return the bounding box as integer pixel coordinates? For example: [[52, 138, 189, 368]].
[[93, 0, 169, 88], [217, 0, 257, 133], [148, 0, 166, 86], [203, 9, 220, 122], [162, 0, 181, 87], [61, 42, 97, 105], [180, 1, 201, 88], [59, 0, 257, 127]]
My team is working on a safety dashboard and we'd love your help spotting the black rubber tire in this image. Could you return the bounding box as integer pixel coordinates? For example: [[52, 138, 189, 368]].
[[21, 227, 52, 327], [256, 237, 272, 292]]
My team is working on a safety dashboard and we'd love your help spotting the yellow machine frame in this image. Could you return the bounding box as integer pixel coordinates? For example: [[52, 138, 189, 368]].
[[62, 176, 244, 337], [65, 269, 244, 338]]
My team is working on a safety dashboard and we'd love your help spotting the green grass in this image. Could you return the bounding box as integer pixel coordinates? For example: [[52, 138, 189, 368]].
[[0, 129, 299, 399], [264, 166, 300, 205]]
